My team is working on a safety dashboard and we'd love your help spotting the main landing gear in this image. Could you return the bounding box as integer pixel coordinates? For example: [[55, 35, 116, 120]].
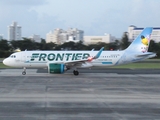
[[73, 70, 79, 76], [22, 67, 26, 75]]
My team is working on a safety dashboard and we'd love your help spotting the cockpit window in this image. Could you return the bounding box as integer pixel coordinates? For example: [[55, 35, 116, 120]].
[[10, 55, 16, 58]]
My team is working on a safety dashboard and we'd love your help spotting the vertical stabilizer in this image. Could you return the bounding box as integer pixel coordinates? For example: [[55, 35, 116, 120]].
[[126, 27, 152, 53]]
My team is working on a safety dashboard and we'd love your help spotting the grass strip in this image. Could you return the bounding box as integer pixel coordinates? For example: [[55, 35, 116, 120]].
[[110, 63, 160, 69]]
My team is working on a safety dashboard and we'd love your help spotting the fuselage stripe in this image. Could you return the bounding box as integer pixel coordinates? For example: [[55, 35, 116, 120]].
[[102, 62, 112, 64]]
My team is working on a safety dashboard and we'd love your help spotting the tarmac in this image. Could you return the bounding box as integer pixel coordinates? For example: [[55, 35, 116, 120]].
[[0, 68, 160, 120]]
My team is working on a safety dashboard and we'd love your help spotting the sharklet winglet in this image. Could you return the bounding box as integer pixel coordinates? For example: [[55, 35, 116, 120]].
[[94, 47, 104, 59]]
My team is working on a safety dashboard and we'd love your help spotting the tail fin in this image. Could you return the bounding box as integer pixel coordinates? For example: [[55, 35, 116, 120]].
[[126, 27, 152, 53]]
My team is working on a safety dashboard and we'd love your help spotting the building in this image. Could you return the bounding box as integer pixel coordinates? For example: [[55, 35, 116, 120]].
[[67, 28, 84, 41], [46, 28, 84, 44], [83, 34, 116, 45], [128, 25, 160, 42], [65, 36, 81, 43], [8, 22, 22, 41], [46, 29, 65, 44], [29, 34, 41, 43], [46, 32, 57, 43]]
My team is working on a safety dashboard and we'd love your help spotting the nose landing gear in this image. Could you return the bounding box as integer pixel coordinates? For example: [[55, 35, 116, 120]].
[[22, 67, 26, 75]]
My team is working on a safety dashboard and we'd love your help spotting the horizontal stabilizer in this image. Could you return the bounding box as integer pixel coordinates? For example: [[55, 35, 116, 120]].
[[136, 52, 156, 57]]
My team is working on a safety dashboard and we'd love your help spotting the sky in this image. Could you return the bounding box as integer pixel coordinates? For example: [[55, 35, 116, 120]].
[[0, 0, 160, 39]]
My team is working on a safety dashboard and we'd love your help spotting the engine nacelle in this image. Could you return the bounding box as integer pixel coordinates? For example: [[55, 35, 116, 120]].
[[48, 63, 65, 74]]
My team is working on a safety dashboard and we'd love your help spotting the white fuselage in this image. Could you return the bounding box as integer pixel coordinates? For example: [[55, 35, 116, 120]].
[[3, 50, 155, 69]]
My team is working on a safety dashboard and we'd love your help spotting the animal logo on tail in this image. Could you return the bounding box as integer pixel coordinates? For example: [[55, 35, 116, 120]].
[[141, 35, 149, 46], [141, 34, 151, 53]]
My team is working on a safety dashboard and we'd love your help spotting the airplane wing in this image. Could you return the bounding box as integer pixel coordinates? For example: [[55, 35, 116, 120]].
[[66, 47, 104, 68], [48, 47, 104, 68]]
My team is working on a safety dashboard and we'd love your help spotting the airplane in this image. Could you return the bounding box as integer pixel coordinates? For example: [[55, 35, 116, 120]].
[[3, 27, 156, 76]]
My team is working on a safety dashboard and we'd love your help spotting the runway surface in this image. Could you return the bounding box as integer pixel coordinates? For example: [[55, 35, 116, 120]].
[[0, 68, 160, 119]]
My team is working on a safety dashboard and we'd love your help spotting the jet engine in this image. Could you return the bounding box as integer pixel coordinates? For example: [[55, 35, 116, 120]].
[[48, 63, 65, 74]]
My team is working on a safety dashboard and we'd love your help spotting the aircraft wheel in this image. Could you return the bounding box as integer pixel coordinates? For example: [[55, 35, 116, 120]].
[[73, 70, 79, 76], [22, 71, 26, 75]]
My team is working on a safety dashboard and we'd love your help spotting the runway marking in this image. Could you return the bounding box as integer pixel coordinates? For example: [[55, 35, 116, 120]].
[[84, 80, 93, 83], [1, 69, 160, 77]]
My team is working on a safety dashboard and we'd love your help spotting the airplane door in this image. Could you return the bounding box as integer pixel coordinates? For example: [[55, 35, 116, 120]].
[[21, 51, 31, 67], [21, 52, 25, 62]]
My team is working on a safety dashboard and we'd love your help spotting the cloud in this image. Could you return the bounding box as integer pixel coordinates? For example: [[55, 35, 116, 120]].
[[0, 0, 49, 38], [0, 0, 47, 6], [31, 1, 109, 23], [1, 0, 160, 39], [0, 5, 66, 38]]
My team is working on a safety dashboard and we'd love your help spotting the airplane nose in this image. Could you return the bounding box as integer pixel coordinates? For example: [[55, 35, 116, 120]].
[[3, 59, 7, 65], [3, 58, 9, 66]]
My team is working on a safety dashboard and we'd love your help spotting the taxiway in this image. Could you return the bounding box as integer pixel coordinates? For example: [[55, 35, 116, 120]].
[[0, 68, 160, 120]]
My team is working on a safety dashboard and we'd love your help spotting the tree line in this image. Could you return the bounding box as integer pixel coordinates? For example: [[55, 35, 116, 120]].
[[0, 32, 159, 58]]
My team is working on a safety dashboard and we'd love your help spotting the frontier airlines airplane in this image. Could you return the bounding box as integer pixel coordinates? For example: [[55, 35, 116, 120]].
[[3, 27, 156, 75]]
